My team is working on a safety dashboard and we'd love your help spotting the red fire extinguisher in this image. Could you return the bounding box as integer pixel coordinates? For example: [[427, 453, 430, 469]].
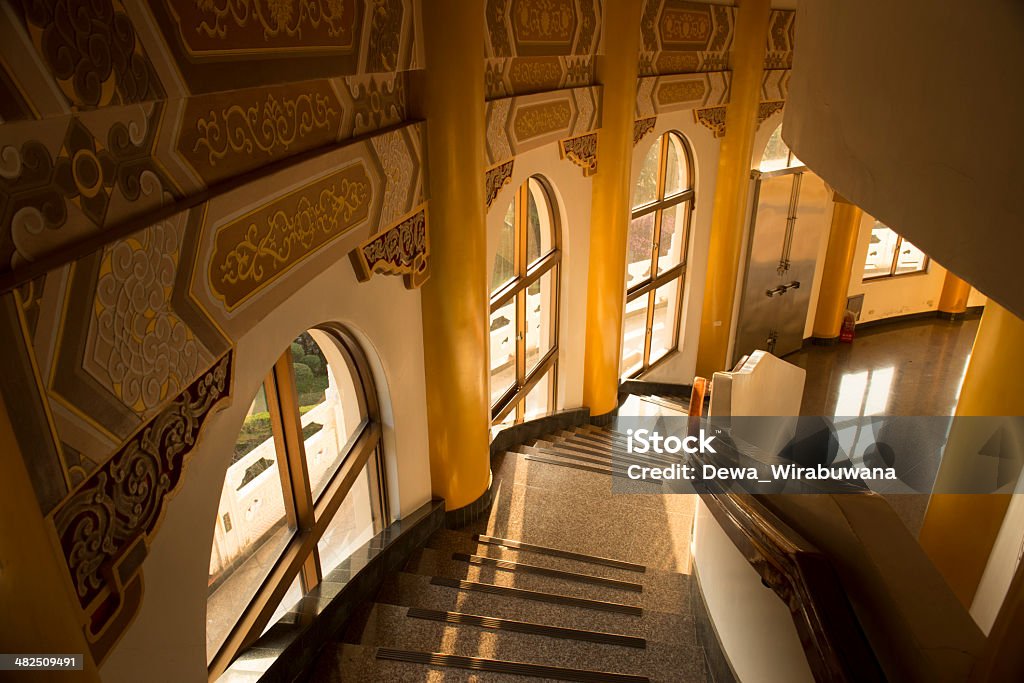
[[839, 310, 856, 343]]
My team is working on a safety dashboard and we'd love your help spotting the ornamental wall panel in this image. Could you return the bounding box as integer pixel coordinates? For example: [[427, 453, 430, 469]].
[[484, 0, 602, 99], [485, 86, 602, 167]]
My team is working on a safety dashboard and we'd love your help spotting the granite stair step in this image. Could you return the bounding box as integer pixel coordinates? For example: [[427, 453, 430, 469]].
[[375, 572, 695, 646], [346, 603, 704, 683]]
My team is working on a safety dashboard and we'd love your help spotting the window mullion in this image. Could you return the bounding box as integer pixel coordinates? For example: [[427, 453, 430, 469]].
[[270, 349, 319, 594], [890, 236, 903, 277], [642, 289, 656, 370]]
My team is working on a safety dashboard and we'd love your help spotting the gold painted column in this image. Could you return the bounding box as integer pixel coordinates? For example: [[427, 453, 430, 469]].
[[937, 269, 973, 320], [920, 302, 1024, 606], [810, 194, 863, 342], [418, 2, 491, 511], [0, 392, 99, 680], [694, 0, 771, 378], [581, 0, 644, 417]]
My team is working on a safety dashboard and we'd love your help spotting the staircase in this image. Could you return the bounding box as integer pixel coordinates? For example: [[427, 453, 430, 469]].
[[309, 425, 705, 682]]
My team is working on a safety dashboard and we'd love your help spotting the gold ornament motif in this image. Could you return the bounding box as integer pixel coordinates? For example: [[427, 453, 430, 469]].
[[560, 132, 597, 176], [183, 0, 358, 51], [656, 79, 706, 106], [633, 117, 657, 146], [191, 91, 338, 167], [209, 162, 372, 310], [757, 101, 786, 127], [512, 100, 573, 141], [511, 0, 577, 44], [694, 106, 727, 138], [52, 353, 231, 654], [485, 159, 515, 208], [90, 221, 207, 416], [349, 205, 429, 289]]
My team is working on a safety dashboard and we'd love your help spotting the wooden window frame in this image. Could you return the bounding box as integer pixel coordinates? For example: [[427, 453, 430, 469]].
[[623, 131, 695, 379], [490, 177, 561, 426], [208, 327, 388, 680], [862, 227, 930, 281]]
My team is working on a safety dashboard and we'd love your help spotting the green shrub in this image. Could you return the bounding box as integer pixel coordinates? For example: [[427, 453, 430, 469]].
[[290, 342, 304, 359], [301, 354, 325, 375]]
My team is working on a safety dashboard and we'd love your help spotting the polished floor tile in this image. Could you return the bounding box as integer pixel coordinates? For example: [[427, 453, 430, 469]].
[[786, 316, 980, 417]]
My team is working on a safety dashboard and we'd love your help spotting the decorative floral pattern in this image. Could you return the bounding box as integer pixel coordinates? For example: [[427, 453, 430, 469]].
[[694, 105, 727, 138], [350, 206, 428, 289], [53, 353, 231, 610], [485, 160, 515, 208], [18, 0, 164, 108], [191, 92, 338, 167], [633, 117, 657, 146], [559, 132, 597, 176], [209, 163, 372, 309], [89, 221, 205, 416]]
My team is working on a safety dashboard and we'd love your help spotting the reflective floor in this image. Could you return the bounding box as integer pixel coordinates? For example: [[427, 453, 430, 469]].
[[785, 314, 981, 536], [786, 314, 981, 417]]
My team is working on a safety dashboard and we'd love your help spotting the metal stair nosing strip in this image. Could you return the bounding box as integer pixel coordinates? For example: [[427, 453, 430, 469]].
[[543, 438, 681, 468], [475, 535, 647, 573], [428, 576, 643, 615], [522, 451, 664, 483], [638, 395, 690, 413], [375, 648, 651, 683], [523, 453, 624, 478], [405, 607, 647, 648], [451, 552, 644, 592], [526, 444, 675, 472]]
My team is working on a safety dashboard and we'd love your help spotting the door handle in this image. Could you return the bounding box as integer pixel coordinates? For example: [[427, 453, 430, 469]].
[[766, 281, 800, 298]]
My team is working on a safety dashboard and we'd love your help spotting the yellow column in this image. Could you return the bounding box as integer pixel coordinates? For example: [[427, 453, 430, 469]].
[[937, 268, 973, 320], [581, 0, 643, 417], [0, 392, 99, 680], [695, 0, 772, 379], [920, 302, 1024, 606], [418, 2, 491, 511], [810, 194, 863, 341]]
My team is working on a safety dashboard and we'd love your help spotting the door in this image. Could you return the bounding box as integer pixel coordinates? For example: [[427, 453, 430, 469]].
[[733, 169, 829, 365]]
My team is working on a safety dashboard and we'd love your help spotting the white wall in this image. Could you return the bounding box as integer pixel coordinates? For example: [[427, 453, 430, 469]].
[[847, 212, 947, 323], [485, 141, 594, 414], [100, 237, 432, 682], [627, 110, 722, 385]]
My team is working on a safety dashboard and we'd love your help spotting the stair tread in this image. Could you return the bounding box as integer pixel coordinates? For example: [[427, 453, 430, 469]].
[[376, 572, 696, 646]]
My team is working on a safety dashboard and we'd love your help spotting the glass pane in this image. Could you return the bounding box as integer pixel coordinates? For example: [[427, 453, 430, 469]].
[[650, 279, 681, 364], [621, 293, 648, 377], [524, 368, 553, 422], [625, 213, 655, 289], [525, 179, 553, 265], [656, 202, 688, 274], [759, 125, 790, 172], [262, 575, 303, 636], [894, 239, 928, 275], [318, 461, 376, 577], [489, 303, 516, 405], [632, 138, 660, 207], [663, 134, 688, 196], [864, 223, 899, 279], [297, 332, 366, 504], [234, 384, 271, 462], [207, 384, 294, 662], [492, 201, 516, 292], [524, 268, 556, 375]]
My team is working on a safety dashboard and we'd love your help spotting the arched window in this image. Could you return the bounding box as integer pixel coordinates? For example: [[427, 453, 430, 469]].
[[490, 176, 560, 429], [759, 124, 803, 171], [622, 131, 694, 377], [206, 328, 387, 669]]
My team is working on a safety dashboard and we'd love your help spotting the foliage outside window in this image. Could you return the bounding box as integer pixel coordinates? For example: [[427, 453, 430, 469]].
[[206, 328, 388, 674], [490, 176, 560, 430], [863, 222, 929, 279], [622, 131, 694, 378]]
